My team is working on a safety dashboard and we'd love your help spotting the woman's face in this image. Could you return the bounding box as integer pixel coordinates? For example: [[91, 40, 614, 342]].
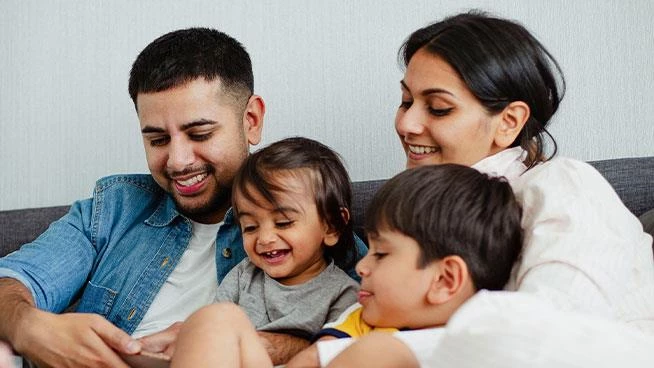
[[395, 48, 505, 168]]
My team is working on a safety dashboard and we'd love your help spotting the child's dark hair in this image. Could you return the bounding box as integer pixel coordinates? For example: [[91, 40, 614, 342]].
[[232, 137, 357, 270], [365, 164, 523, 291]]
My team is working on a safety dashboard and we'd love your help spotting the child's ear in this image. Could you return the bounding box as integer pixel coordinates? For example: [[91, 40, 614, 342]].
[[492, 101, 530, 149], [426, 256, 469, 305], [323, 208, 350, 247]]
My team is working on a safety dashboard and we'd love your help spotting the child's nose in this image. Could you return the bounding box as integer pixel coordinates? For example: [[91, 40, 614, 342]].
[[256, 229, 277, 246], [355, 257, 370, 277]]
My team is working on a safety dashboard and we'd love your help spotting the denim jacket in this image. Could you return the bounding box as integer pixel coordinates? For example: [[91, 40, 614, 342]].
[[0, 174, 366, 334]]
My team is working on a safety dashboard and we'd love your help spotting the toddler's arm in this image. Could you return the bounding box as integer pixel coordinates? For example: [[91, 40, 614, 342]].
[[286, 336, 336, 368], [325, 333, 418, 368]]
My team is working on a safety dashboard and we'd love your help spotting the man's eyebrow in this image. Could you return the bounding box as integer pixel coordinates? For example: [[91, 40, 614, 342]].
[[141, 119, 218, 134], [180, 119, 219, 130], [400, 80, 454, 97]]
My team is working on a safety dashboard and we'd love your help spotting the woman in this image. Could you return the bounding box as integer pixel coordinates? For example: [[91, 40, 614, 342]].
[[320, 10, 654, 368], [394, 9, 653, 330]]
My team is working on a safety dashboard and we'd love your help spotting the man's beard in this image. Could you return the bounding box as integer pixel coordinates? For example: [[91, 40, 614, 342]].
[[166, 164, 232, 222], [172, 183, 231, 222]]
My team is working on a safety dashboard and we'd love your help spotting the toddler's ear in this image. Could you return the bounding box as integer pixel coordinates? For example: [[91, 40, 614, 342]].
[[426, 256, 469, 305], [323, 208, 350, 247]]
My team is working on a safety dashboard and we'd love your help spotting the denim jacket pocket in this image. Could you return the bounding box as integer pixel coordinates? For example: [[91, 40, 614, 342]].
[[75, 281, 118, 317]]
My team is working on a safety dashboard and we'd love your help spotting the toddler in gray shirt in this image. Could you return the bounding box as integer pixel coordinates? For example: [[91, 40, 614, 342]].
[[213, 137, 361, 340], [161, 137, 363, 367]]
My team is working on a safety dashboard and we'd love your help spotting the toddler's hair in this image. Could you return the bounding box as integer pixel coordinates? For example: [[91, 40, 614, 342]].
[[233, 137, 357, 270]]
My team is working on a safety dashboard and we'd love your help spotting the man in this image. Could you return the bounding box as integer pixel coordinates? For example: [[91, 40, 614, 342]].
[[0, 28, 364, 367]]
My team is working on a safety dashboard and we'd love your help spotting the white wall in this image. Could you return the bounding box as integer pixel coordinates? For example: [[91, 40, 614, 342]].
[[1, 0, 653, 211]]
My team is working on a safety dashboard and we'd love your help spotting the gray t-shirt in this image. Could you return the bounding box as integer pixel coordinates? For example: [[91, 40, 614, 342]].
[[216, 258, 359, 339]]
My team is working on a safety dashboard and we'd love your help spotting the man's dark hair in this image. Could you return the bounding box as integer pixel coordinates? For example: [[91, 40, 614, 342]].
[[232, 137, 357, 271], [365, 164, 523, 291], [128, 27, 253, 108]]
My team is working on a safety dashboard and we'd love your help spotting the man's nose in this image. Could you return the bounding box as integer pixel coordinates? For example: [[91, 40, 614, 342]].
[[167, 137, 195, 171]]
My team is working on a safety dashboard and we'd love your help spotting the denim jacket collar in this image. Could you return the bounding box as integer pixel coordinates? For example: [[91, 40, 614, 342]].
[[145, 195, 181, 227], [145, 194, 237, 227]]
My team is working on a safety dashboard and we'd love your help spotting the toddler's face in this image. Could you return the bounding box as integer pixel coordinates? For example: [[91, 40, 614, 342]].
[[355, 228, 436, 328], [235, 173, 337, 285]]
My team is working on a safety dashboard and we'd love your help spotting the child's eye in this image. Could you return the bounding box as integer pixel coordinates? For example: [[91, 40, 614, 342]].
[[373, 252, 388, 260], [242, 225, 257, 233], [275, 221, 294, 229]]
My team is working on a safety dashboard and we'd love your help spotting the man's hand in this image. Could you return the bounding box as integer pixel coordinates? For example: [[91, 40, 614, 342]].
[[14, 308, 141, 368], [137, 321, 183, 359], [258, 331, 310, 366], [0, 277, 139, 367]]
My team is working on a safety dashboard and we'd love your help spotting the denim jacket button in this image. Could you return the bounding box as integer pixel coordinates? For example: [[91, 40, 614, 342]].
[[127, 308, 136, 320], [222, 248, 232, 258], [160, 257, 169, 268]]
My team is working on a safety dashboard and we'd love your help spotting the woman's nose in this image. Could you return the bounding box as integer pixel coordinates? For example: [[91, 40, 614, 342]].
[[395, 106, 424, 137]]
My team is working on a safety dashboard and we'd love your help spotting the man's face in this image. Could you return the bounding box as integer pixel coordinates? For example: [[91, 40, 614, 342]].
[[137, 78, 263, 223]]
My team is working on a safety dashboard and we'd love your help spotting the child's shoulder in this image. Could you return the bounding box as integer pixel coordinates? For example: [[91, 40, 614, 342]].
[[320, 261, 360, 289]]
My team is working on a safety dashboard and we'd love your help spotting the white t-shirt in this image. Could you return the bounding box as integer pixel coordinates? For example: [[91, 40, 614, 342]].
[[132, 220, 221, 338], [318, 291, 654, 367]]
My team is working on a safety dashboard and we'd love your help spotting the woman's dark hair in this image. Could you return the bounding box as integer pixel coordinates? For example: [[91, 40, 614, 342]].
[[232, 137, 357, 271], [365, 164, 523, 291], [128, 27, 253, 109], [399, 11, 565, 167]]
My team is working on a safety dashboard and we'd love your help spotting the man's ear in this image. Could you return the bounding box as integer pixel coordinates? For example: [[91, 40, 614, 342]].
[[426, 256, 469, 305], [243, 94, 265, 145], [492, 101, 530, 149], [323, 208, 350, 247]]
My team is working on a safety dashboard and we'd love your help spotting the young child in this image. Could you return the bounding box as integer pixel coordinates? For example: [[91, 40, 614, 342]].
[[169, 137, 361, 367], [286, 163, 524, 367], [171, 163, 523, 367]]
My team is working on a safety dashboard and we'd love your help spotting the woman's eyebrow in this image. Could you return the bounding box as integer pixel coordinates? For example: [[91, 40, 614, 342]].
[[400, 80, 454, 97]]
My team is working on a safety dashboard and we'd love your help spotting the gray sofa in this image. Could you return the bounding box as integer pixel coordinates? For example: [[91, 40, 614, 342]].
[[2, 156, 654, 259]]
